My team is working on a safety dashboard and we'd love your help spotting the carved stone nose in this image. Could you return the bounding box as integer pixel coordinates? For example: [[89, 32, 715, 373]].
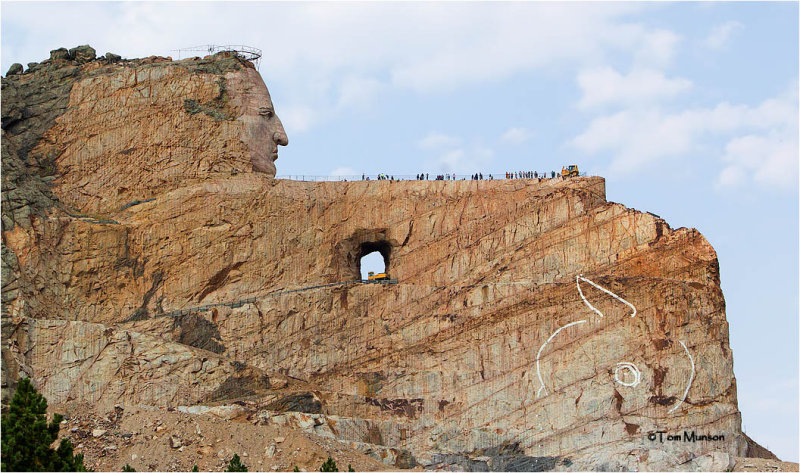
[[274, 131, 288, 146]]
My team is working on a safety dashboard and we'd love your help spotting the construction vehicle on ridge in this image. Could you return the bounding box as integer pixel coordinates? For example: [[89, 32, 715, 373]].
[[367, 271, 390, 281], [561, 165, 579, 178]]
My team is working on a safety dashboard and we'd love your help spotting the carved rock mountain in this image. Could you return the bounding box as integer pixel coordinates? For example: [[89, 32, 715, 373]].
[[1, 48, 776, 471]]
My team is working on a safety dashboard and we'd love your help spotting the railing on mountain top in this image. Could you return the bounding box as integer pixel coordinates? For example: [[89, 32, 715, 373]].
[[172, 45, 262, 69], [275, 172, 590, 182]]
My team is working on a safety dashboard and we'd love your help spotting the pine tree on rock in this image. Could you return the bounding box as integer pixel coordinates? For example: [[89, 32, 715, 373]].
[[320, 457, 338, 472], [1, 378, 88, 471], [225, 454, 248, 472]]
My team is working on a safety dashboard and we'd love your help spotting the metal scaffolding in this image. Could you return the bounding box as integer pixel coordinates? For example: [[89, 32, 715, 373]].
[[173, 44, 262, 69]]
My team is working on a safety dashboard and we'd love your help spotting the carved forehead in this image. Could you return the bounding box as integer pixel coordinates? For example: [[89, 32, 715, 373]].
[[225, 68, 274, 111]]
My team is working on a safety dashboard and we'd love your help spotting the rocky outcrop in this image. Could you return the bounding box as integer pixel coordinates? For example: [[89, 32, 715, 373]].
[[1, 47, 771, 470], [4, 317, 270, 411]]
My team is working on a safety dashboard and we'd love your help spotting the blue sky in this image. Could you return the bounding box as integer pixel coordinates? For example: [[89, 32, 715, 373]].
[[2, 1, 798, 462]]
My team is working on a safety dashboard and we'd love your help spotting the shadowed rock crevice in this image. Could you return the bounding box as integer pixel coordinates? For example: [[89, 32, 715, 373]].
[[203, 369, 271, 403], [2, 51, 87, 232], [365, 397, 423, 419], [429, 452, 560, 472], [127, 271, 163, 321], [264, 392, 323, 414], [196, 261, 244, 302], [171, 313, 226, 354], [429, 443, 562, 472]]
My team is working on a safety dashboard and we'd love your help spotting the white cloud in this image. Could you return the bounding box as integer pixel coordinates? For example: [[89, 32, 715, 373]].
[[330, 166, 357, 177], [416, 130, 495, 174], [429, 146, 495, 174], [438, 149, 466, 172], [1, 2, 676, 131], [385, 3, 652, 92], [417, 132, 462, 150], [571, 109, 694, 172], [716, 131, 798, 191], [571, 87, 799, 190], [577, 67, 692, 109], [633, 28, 681, 68], [279, 105, 317, 134], [704, 21, 744, 50], [336, 75, 385, 110], [500, 127, 531, 144], [715, 165, 747, 189]]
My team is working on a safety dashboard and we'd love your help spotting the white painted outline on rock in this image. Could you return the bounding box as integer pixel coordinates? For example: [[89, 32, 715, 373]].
[[576, 275, 637, 318], [668, 340, 695, 414], [536, 320, 587, 398], [536, 274, 694, 416], [614, 362, 641, 387]]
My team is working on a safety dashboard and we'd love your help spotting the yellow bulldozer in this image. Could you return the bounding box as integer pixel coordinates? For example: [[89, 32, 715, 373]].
[[367, 271, 390, 281], [561, 164, 579, 178]]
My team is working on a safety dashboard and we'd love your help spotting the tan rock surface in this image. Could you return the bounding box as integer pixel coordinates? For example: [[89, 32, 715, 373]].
[[4, 316, 271, 411], [50, 403, 390, 472], [2, 48, 775, 470], [733, 457, 799, 472]]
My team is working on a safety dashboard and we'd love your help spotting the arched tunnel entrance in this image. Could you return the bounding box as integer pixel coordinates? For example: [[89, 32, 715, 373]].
[[336, 230, 396, 282], [359, 241, 391, 280]]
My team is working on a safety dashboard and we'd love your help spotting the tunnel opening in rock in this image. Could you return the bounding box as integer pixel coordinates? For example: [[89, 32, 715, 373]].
[[335, 230, 396, 281], [358, 240, 391, 280], [356, 240, 392, 279], [360, 251, 386, 280]]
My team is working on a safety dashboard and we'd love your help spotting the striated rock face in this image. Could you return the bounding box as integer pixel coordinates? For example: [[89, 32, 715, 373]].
[[2, 48, 761, 470], [4, 317, 271, 411]]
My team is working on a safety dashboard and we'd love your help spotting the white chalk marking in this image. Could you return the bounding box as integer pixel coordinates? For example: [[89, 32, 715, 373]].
[[614, 362, 641, 387], [536, 320, 587, 398], [576, 275, 637, 318], [668, 340, 695, 414]]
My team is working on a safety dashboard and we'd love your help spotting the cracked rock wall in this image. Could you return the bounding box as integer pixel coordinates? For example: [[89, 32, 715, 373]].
[[2, 49, 749, 469]]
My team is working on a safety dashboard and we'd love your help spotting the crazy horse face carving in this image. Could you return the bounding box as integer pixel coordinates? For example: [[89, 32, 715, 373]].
[[227, 67, 289, 176]]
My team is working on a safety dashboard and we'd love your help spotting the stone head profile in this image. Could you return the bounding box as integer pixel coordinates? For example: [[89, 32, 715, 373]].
[[227, 67, 289, 177], [11, 50, 292, 216]]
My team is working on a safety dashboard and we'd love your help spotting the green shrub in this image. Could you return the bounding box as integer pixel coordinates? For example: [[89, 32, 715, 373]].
[[225, 454, 247, 472], [1, 378, 88, 471], [122, 464, 135, 472], [320, 457, 338, 472]]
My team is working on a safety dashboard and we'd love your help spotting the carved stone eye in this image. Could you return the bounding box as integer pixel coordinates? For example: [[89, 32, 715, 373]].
[[259, 108, 273, 119]]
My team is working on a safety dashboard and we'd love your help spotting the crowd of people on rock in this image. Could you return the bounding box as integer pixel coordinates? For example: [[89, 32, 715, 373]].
[[361, 174, 397, 180], [469, 173, 493, 180], [505, 171, 558, 179], [353, 171, 565, 181], [430, 173, 495, 180]]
